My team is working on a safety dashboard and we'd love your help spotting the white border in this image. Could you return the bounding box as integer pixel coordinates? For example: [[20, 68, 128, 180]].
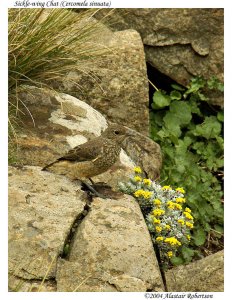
[[1, 1, 230, 299]]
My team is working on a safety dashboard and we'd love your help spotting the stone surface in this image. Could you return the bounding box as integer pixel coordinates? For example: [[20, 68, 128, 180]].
[[57, 23, 150, 135], [95, 8, 224, 107], [165, 250, 224, 292], [122, 128, 162, 180], [15, 85, 107, 167], [8, 166, 86, 291], [56, 196, 164, 292]]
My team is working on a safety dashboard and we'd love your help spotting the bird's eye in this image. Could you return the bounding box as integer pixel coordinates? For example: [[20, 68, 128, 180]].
[[114, 130, 120, 135]]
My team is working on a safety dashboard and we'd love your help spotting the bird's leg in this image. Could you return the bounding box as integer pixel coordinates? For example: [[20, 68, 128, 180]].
[[88, 178, 95, 184], [81, 180, 107, 199]]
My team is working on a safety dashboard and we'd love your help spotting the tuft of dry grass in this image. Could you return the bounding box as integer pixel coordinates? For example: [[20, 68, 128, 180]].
[[8, 8, 113, 162]]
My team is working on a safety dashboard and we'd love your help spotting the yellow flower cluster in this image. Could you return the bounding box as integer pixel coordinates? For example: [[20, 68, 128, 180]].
[[176, 187, 185, 194], [164, 237, 181, 247], [167, 201, 182, 210], [155, 226, 162, 233], [186, 234, 191, 240], [177, 219, 185, 225], [167, 251, 173, 258], [184, 211, 193, 220], [185, 207, 191, 213], [153, 208, 165, 217], [156, 236, 164, 242], [165, 224, 171, 230], [175, 197, 186, 203], [134, 176, 142, 182], [134, 166, 142, 173], [186, 221, 194, 229], [153, 199, 161, 206], [134, 189, 153, 199], [153, 217, 161, 224], [162, 185, 172, 190], [143, 178, 151, 186]]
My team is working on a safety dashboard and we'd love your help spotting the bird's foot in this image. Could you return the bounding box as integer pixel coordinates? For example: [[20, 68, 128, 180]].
[[81, 181, 107, 199]]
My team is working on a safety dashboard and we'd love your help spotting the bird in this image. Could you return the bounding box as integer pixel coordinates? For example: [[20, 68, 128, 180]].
[[42, 124, 134, 196]]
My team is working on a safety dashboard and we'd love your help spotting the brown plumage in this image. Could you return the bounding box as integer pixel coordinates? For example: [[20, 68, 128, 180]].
[[42, 124, 133, 180]]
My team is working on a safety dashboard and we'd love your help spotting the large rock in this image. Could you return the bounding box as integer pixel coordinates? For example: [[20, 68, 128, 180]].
[[8, 166, 86, 291], [165, 250, 224, 292], [56, 196, 164, 292], [57, 23, 150, 135], [94, 8, 224, 107]]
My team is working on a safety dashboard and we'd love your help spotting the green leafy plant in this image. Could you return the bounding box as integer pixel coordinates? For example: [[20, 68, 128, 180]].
[[150, 76, 224, 264]]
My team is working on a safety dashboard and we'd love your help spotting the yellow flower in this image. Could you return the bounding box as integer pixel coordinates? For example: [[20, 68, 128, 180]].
[[143, 191, 153, 199], [185, 207, 191, 213], [164, 237, 181, 247], [167, 201, 175, 209], [134, 176, 142, 182], [186, 221, 194, 229], [162, 185, 172, 190], [155, 226, 162, 233], [134, 190, 144, 198], [153, 199, 162, 206], [134, 190, 153, 199], [186, 234, 191, 240], [153, 218, 161, 224], [175, 197, 186, 203], [174, 203, 182, 210], [143, 178, 151, 186], [153, 208, 165, 217], [134, 166, 142, 173], [176, 187, 185, 194], [184, 211, 193, 220], [167, 251, 173, 258], [165, 224, 171, 230], [156, 236, 164, 242], [177, 219, 185, 225]]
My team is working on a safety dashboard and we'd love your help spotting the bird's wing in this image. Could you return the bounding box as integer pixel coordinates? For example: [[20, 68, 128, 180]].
[[42, 139, 104, 171], [57, 142, 101, 162]]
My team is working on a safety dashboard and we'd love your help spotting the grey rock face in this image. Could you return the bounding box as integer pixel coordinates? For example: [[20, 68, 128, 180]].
[[165, 250, 224, 292], [8, 166, 86, 291], [95, 8, 224, 107], [58, 25, 150, 135], [56, 196, 164, 292]]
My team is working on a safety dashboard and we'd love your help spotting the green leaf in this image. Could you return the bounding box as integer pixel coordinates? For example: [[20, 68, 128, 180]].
[[163, 112, 182, 137], [198, 92, 208, 101], [184, 77, 206, 97], [152, 91, 171, 109], [170, 256, 184, 266], [170, 90, 182, 100], [207, 76, 224, 92], [171, 83, 185, 91], [193, 228, 206, 246], [217, 111, 224, 122], [181, 246, 195, 263], [214, 225, 224, 234], [169, 101, 192, 125], [194, 116, 222, 139]]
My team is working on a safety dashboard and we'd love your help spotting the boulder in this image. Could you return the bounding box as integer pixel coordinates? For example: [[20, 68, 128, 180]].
[[57, 21, 150, 135], [8, 166, 86, 291], [165, 250, 224, 292], [94, 8, 224, 107], [56, 196, 164, 292]]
